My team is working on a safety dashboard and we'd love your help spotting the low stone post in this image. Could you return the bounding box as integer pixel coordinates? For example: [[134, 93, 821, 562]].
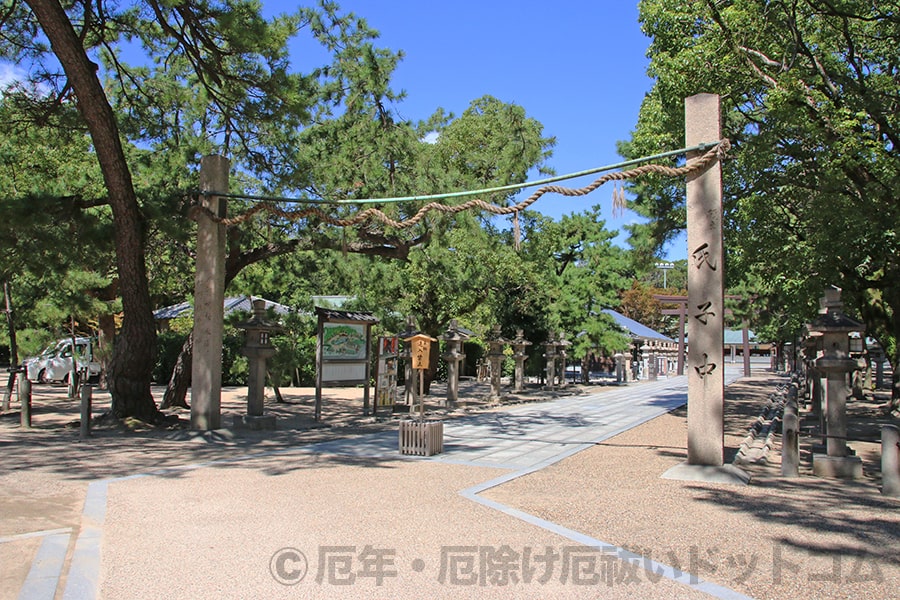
[[882, 425, 900, 497], [810, 288, 864, 479], [233, 299, 281, 430], [439, 319, 469, 407], [485, 325, 508, 402], [781, 387, 800, 477], [543, 333, 557, 391], [18, 371, 30, 428], [80, 381, 92, 439], [510, 329, 532, 392]]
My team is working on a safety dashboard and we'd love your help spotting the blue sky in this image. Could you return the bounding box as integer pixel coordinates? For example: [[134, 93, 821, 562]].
[[275, 1, 687, 259]]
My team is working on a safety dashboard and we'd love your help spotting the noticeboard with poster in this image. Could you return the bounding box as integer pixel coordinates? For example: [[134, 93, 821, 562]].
[[314, 307, 379, 420]]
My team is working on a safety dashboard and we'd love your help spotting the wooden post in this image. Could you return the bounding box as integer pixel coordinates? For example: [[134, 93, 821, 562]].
[[685, 93, 725, 467], [363, 322, 372, 416], [315, 318, 323, 422], [191, 155, 229, 430], [419, 369, 425, 421], [742, 321, 752, 377], [2, 281, 18, 412]]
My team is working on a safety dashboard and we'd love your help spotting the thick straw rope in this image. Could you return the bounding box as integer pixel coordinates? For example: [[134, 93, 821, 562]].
[[190, 140, 730, 229]]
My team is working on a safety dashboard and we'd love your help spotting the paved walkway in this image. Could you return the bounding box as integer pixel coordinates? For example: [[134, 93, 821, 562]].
[[311, 373, 730, 471], [8, 368, 753, 600]]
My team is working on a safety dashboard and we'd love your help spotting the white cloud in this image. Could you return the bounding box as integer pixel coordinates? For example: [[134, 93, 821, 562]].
[[0, 62, 21, 87], [422, 131, 440, 144]]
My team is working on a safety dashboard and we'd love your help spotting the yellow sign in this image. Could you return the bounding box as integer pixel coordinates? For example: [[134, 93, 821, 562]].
[[407, 334, 436, 370]]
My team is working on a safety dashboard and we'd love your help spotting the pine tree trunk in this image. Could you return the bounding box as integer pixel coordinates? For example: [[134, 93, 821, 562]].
[[161, 334, 192, 410], [27, 0, 159, 422]]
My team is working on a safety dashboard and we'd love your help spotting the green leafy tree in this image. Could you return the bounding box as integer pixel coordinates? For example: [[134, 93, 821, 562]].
[[629, 0, 900, 410], [521, 208, 631, 380], [1, 0, 427, 419]]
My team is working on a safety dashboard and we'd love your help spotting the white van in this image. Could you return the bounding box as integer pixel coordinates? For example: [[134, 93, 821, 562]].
[[24, 337, 101, 384]]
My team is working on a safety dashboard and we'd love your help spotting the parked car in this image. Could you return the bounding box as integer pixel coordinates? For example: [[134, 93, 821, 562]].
[[24, 337, 101, 384]]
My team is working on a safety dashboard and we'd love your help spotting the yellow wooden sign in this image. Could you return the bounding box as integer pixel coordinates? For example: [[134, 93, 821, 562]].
[[406, 334, 436, 370]]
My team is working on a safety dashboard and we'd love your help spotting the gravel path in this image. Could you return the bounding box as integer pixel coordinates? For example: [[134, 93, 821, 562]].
[[1, 371, 897, 599]]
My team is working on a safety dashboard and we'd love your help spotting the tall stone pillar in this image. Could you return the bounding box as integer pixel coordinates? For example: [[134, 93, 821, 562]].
[[663, 94, 748, 485], [191, 155, 228, 430], [685, 94, 725, 467]]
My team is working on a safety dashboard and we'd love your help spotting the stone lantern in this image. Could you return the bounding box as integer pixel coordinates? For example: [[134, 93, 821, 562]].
[[234, 299, 282, 430], [614, 352, 626, 383], [556, 333, 571, 386], [510, 329, 532, 392], [543, 333, 558, 391], [809, 288, 865, 479], [439, 319, 470, 407], [485, 325, 508, 402], [639, 342, 651, 380]]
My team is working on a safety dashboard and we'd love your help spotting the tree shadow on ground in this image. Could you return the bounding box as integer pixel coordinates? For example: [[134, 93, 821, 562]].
[[685, 478, 900, 567], [657, 373, 899, 568]]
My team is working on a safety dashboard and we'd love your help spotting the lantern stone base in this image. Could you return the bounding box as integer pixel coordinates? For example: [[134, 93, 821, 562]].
[[233, 414, 276, 431], [399, 420, 443, 456], [813, 454, 863, 479]]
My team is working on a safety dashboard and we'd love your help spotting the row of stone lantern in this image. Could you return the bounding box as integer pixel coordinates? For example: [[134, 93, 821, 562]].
[[398, 321, 571, 406], [542, 332, 571, 391], [639, 340, 679, 381]]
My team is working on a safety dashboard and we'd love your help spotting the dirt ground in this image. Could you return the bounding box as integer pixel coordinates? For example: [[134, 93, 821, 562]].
[[1, 372, 898, 599]]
